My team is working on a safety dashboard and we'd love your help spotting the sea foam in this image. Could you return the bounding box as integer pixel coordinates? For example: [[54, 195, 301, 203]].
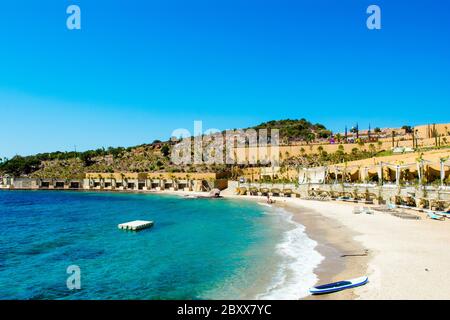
[[256, 208, 324, 300]]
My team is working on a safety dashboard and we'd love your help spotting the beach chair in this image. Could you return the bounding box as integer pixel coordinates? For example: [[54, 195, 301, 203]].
[[426, 211, 445, 221], [362, 207, 374, 214], [437, 212, 450, 218], [336, 195, 348, 201], [387, 203, 397, 210], [353, 207, 363, 214], [426, 209, 450, 218]]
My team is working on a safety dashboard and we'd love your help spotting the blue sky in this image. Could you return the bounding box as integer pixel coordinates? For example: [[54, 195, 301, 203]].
[[1, 0, 449, 158]]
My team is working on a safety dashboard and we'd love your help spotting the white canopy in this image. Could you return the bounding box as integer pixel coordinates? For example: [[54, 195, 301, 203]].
[[298, 167, 327, 184]]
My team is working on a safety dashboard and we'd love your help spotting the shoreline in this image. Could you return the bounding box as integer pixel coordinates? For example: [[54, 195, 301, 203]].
[[221, 194, 368, 300], [278, 201, 369, 300]]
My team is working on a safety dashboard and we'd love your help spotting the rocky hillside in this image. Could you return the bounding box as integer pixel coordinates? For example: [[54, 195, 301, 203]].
[[0, 118, 330, 177], [0, 142, 230, 178]]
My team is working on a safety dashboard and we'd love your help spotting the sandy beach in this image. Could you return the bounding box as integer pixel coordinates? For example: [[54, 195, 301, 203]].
[[280, 197, 450, 299], [281, 202, 368, 300]]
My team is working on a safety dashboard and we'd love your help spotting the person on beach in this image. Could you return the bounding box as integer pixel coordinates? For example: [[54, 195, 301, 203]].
[[267, 194, 274, 204]]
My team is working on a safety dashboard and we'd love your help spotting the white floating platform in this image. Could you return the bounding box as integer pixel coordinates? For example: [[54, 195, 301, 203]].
[[118, 220, 154, 231]]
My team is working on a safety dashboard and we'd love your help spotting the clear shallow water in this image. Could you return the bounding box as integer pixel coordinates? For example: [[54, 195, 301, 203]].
[[0, 191, 321, 300]]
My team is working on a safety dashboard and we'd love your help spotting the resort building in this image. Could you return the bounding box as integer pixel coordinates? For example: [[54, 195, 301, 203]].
[[83, 172, 229, 192], [0, 175, 13, 189], [2, 177, 85, 190], [1, 172, 229, 192], [226, 149, 450, 211], [232, 122, 450, 160], [297, 149, 450, 186], [240, 166, 298, 182]]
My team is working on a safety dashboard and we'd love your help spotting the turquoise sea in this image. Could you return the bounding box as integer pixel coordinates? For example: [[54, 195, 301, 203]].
[[0, 190, 322, 300]]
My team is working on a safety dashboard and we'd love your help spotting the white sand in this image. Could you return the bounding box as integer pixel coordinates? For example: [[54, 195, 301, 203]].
[[281, 198, 450, 300]]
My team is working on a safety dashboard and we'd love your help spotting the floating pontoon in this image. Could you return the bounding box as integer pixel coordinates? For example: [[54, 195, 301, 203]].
[[118, 220, 154, 231]]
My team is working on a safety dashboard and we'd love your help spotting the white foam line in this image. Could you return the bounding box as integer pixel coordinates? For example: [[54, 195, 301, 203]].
[[256, 208, 324, 300]]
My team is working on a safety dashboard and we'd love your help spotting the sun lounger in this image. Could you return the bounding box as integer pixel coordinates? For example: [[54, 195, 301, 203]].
[[437, 212, 450, 218], [426, 211, 445, 221], [337, 197, 356, 202], [426, 209, 450, 218]]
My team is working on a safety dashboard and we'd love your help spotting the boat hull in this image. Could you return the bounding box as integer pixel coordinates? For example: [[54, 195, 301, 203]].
[[309, 276, 368, 295]]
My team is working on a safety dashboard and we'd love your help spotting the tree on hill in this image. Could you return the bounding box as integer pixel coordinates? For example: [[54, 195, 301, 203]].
[[250, 118, 328, 143], [161, 144, 170, 157], [402, 125, 413, 134], [79, 151, 95, 166], [0, 156, 41, 176]]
